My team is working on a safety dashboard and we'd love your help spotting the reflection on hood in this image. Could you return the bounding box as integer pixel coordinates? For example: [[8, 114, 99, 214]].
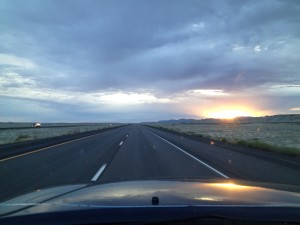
[[1, 180, 300, 217]]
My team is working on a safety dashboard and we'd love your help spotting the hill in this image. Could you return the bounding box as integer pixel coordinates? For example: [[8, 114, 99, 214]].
[[146, 114, 300, 124]]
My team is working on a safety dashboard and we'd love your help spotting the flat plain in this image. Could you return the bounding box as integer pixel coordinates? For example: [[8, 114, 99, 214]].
[[152, 123, 300, 149], [0, 123, 121, 145]]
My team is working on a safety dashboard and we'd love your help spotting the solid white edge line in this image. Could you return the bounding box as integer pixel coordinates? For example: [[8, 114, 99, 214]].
[[119, 141, 123, 146], [0, 130, 112, 162], [147, 129, 229, 178], [91, 164, 107, 181]]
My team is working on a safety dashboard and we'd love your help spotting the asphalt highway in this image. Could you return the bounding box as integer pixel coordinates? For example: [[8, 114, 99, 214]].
[[0, 124, 300, 201]]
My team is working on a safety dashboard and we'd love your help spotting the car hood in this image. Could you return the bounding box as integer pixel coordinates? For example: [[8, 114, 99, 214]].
[[1, 179, 300, 217]]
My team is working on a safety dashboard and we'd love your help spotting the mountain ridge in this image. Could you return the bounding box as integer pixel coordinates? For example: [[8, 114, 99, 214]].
[[144, 114, 300, 124]]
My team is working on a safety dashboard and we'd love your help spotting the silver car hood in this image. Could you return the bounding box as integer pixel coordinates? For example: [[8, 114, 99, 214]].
[[1, 179, 300, 217]]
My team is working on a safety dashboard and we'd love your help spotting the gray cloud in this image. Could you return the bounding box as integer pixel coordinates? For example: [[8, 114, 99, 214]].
[[1, 0, 300, 121]]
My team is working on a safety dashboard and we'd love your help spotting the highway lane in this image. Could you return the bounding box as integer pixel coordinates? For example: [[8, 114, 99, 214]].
[[145, 126, 300, 185], [1, 124, 300, 202], [0, 126, 131, 201], [99, 126, 225, 182]]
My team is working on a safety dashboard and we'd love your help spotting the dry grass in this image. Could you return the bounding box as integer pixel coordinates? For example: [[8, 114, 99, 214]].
[[236, 140, 300, 156], [0, 123, 121, 145], [15, 134, 32, 142], [151, 123, 300, 156]]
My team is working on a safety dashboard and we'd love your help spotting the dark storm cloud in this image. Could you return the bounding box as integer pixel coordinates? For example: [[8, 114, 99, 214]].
[[1, 0, 300, 122], [1, 0, 299, 94]]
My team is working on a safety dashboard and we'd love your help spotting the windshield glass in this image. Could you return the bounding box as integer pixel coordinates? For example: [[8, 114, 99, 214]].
[[0, 0, 300, 213]]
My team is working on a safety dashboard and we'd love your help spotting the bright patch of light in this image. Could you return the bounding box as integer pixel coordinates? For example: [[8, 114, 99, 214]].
[[191, 22, 205, 30], [0, 54, 36, 69], [0, 72, 36, 87], [290, 107, 300, 111], [207, 110, 252, 119], [0, 82, 170, 107], [267, 84, 300, 96], [232, 44, 244, 51], [206, 109, 254, 119], [254, 45, 261, 52], [208, 183, 249, 190], [194, 197, 221, 201], [99, 92, 170, 105], [189, 89, 229, 96]]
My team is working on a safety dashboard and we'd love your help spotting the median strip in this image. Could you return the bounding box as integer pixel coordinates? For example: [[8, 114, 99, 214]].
[[0, 130, 111, 162], [147, 129, 229, 178]]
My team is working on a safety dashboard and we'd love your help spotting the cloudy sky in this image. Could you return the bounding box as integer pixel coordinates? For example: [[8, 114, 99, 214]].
[[0, 0, 299, 122]]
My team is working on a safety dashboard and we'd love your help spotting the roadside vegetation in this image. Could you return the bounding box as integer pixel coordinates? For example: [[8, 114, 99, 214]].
[[150, 124, 300, 157], [0, 123, 123, 145], [235, 140, 300, 156], [15, 134, 32, 142]]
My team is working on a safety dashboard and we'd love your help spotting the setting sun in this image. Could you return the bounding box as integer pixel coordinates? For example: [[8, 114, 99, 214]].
[[202, 104, 261, 119], [207, 109, 253, 119]]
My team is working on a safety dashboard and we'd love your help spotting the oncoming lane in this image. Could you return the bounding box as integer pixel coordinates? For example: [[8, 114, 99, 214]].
[[0, 126, 131, 201]]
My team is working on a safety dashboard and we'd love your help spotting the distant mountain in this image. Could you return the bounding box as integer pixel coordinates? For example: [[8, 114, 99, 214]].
[[144, 114, 300, 124], [155, 119, 200, 124]]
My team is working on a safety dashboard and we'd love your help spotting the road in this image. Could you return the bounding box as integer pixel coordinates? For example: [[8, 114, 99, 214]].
[[0, 124, 300, 201]]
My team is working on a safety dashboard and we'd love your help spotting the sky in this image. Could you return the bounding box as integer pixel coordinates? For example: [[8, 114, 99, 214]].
[[0, 0, 299, 122]]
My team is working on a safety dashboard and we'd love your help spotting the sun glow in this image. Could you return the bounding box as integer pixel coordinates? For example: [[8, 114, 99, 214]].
[[203, 105, 260, 119], [208, 183, 250, 190], [207, 109, 253, 119]]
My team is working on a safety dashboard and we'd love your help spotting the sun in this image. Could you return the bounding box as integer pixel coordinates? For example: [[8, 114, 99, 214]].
[[207, 109, 253, 119]]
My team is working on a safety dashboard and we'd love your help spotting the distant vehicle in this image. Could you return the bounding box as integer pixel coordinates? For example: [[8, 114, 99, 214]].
[[33, 123, 41, 128]]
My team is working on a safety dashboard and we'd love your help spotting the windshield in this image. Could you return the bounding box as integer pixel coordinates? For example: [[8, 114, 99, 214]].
[[0, 0, 300, 220]]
